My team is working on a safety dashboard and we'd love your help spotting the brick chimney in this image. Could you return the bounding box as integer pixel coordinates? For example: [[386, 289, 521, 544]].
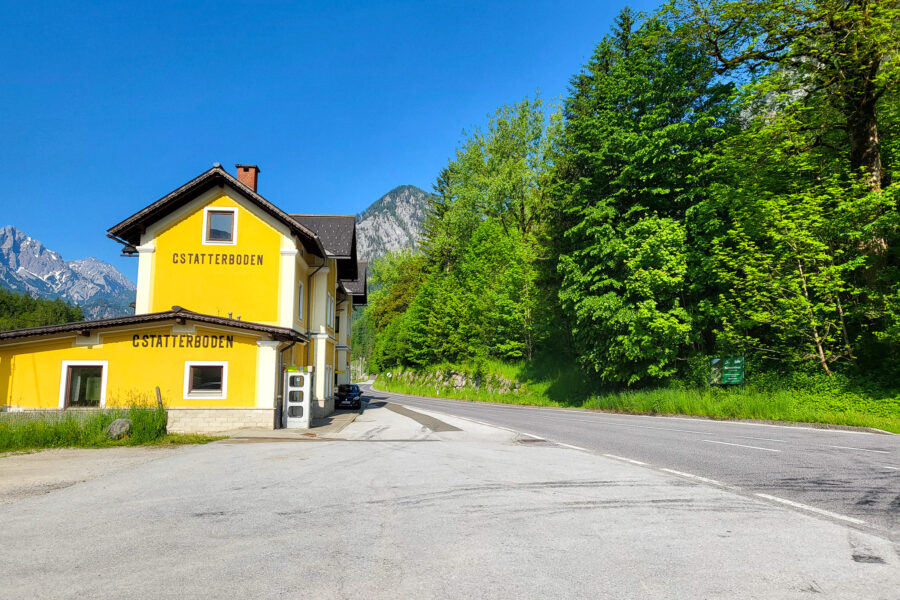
[[235, 164, 260, 192]]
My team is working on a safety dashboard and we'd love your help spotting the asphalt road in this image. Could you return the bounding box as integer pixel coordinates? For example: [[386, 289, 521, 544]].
[[365, 385, 900, 541], [2, 404, 898, 599]]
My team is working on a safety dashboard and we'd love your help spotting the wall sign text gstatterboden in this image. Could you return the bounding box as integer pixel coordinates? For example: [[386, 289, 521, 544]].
[[172, 252, 264, 266], [132, 334, 235, 348]]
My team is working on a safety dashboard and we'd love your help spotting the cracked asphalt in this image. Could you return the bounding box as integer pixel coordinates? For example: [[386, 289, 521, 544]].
[[1, 401, 898, 599]]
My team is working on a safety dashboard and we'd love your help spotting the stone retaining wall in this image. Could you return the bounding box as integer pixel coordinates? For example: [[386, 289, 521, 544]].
[[166, 408, 275, 433]]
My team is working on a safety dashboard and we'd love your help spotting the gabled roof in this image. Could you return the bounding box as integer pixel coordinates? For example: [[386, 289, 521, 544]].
[[339, 261, 367, 306], [290, 215, 356, 258], [107, 166, 325, 257], [0, 307, 306, 344]]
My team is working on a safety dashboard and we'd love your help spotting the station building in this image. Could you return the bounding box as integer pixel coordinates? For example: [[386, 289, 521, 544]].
[[0, 164, 367, 432]]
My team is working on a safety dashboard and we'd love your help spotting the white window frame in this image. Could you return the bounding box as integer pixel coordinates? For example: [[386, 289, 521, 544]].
[[58, 360, 108, 409], [202, 206, 238, 246], [183, 361, 228, 400], [297, 280, 304, 322]]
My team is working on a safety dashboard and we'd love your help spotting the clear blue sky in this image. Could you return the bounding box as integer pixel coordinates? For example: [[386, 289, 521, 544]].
[[1, 0, 661, 281]]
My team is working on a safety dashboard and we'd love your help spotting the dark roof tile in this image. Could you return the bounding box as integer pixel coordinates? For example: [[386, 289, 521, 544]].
[[290, 215, 356, 258], [0, 307, 306, 343]]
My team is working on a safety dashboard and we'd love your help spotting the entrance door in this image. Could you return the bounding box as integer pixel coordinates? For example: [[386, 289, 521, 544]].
[[282, 370, 311, 428]]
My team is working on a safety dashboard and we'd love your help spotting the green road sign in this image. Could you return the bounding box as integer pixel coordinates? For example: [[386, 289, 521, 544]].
[[711, 356, 744, 386]]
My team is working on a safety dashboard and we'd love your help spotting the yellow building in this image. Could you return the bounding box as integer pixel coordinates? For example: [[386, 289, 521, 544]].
[[0, 164, 367, 432]]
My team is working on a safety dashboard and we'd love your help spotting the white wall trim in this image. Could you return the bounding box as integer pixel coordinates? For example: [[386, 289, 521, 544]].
[[58, 360, 108, 409], [255, 341, 280, 408], [278, 243, 298, 328], [280, 249, 299, 256], [135, 246, 154, 314], [183, 361, 228, 400]]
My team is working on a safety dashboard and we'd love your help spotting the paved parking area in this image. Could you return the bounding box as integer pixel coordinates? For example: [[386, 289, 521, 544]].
[[1, 402, 898, 599]]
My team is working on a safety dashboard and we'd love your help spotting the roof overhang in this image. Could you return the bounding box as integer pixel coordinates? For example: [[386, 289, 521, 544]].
[[107, 166, 325, 257], [0, 307, 307, 345]]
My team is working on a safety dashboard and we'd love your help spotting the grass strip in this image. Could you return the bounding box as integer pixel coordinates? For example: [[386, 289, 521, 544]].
[[374, 371, 900, 434], [0, 406, 220, 451]]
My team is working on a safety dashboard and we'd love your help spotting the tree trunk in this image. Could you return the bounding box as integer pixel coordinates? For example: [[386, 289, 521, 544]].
[[796, 258, 833, 376], [845, 93, 882, 192]]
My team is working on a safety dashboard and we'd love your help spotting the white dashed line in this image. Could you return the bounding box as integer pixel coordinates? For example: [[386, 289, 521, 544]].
[[734, 435, 786, 443], [603, 454, 648, 466], [755, 493, 867, 525], [660, 468, 732, 488], [828, 445, 890, 454], [703, 440, 781, 452], [557, 442, 588, 452], [880, 465, 899, 470]]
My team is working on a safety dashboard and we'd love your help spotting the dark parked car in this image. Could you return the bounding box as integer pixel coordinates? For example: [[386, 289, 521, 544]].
[[335, 384, 363, 409]]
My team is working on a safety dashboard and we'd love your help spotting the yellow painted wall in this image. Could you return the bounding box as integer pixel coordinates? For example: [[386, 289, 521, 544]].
[[289, 343, 309, 369], [0, 325, 262, 409], [150, 193, 282, 323]]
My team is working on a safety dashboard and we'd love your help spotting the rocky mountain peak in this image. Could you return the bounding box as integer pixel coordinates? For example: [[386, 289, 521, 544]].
[[356, 185, 432, 260], [0, 225, 136, 319]]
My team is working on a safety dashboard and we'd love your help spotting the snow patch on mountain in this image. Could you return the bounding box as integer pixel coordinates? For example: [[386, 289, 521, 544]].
[[0, 225, 136, 319]]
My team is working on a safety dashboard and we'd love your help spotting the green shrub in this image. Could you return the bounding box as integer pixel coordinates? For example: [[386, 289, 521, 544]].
[[374, 360, 900, 433]]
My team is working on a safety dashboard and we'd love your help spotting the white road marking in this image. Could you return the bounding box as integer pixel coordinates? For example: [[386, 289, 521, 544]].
[[557, 442, 588, 452], [754, 494, 867, 525], [734, 435, 786, 443], [880, 465, 899, 470], [660, 468, 731, 488], [603, 454, 648, 466], [521, 432, 544, 439], [703, 440, 781, 452], [828, 445, 890, 454]]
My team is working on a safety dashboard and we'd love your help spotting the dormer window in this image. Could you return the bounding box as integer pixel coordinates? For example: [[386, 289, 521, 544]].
[[202, 207, 237, 245]]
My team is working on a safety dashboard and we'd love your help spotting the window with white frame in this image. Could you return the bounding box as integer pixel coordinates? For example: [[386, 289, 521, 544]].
[[184, 361, 228, 399], [297, 281, 304, 321], [202, 207, 237, 245], [59, 361, 108, 409]]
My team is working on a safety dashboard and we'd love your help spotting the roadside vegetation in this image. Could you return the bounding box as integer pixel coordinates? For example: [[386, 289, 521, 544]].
[[374, 360, 900, 433], [356, 1, 900, 431], [0, 406, 220, 452]]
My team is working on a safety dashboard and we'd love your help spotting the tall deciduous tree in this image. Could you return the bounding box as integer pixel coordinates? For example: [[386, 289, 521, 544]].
[[672, 0, 900, 191], [555, 10, 736, 384]]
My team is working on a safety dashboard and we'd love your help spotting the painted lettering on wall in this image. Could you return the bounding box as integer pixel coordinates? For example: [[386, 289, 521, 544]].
[[172, 253, 264, 266], [132, 334, 235, 349]]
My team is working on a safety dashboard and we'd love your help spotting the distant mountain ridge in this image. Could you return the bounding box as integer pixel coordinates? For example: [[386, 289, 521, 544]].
[[355, 185, 432, 260], [0, 226, 136, 320]]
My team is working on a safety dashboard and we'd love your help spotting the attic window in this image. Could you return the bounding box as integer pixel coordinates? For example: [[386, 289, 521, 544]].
[[203, 207, 237, 245]]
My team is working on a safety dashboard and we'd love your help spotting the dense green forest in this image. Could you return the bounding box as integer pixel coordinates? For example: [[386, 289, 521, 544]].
[[353, 0, 900, 419], [0, 288, 84, 331]]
